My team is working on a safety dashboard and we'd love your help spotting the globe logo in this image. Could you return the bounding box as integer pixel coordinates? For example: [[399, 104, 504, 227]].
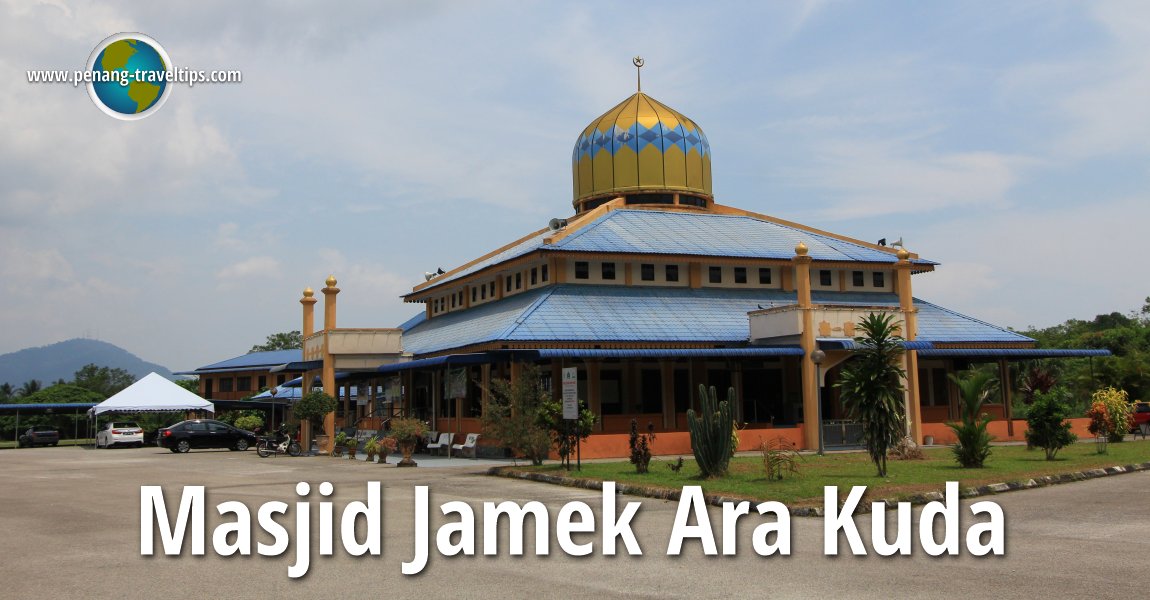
[[85, 33, 172, 120]]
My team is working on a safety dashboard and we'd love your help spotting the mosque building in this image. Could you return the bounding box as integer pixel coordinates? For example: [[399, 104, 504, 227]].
[[189, 62, 1106, 456]]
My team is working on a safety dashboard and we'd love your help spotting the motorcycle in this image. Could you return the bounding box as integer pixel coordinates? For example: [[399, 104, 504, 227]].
[[256, 433, 302, 457]]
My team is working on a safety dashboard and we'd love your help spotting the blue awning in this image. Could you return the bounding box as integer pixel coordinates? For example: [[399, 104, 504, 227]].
[[916, 348, 1111, 359], [376, 353, 494, 374], [0, 403, 99, 412], [817, 339, 934, 351], [269, 360, 323, 373]]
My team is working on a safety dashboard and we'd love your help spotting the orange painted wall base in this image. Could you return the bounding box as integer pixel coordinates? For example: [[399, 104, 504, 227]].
[[575, 425, 806, 460], [921, 417, 1094, 446]]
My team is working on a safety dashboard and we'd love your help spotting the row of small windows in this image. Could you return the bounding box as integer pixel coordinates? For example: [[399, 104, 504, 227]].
[[434, 265, 552, 315], [574, 262, 683, 282], [817, 269, 885, 288], [708, 266, 772, 285]]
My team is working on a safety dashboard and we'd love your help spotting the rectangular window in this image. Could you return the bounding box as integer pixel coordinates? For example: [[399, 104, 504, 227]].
[[601, 262, 616, 280], [575, 261, 589, 280], [530, 267, 537, 285], [640, 264, 655, 281], [489, 282, 495, 297], [219, 377, 234, 393], [541, 264, 549, 281], [515, 272, 522, 289], [471, 287, 477, 303], [276, 374, 286, 386], [257, 375, 266, 390], [709, 266, 722, 284], [758, 268, 772, 285], [665, 264, 679, 282], [451, 294, 457, 308], [480, 284, 487, 300], [852, 271, 865, 287], [872, 271, 885, 287], [505, 277, 512, 292], [734, 267, 747, 284], [237, 377, 252, 392], [819, 270, 832, 286]]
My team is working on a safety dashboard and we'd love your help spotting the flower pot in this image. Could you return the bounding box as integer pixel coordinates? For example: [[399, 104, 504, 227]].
[[923, 435, 935, 446], [347, 448, 357, 459], [379, 452, 389, 465], [313, 434, 330, 456], [397, 441, 418, 467], [366, 451, 376, 463]]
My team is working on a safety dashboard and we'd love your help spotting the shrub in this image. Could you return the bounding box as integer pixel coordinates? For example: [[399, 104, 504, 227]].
[[1025, 389, 1077, 460], [481, 365, 552, 466], [294, 390, 336, 430], [688, 385, 735, 478], [760, 437, 801, 480], [388, 418, 428, 446], [1086, 400, 1113, 454], [628, 419, 655, 474], [1091, 387, 1132, 443], [233, 414, 264, 432]]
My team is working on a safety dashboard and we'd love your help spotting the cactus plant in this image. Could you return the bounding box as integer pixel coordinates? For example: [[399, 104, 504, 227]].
[[688, 385, 735, 478]]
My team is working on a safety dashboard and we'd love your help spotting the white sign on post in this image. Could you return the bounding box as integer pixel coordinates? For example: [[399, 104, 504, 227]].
[[562, 367, 578, 420]]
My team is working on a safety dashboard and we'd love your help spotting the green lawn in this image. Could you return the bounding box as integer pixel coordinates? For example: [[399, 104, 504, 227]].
[[507, 441, 1150, 507]]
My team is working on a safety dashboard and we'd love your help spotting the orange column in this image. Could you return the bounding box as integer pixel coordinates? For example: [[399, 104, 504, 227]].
[[299, 287, 317, 447], [894, 250, 922, 443], [321, 275, 339, 452], [794, 242, 818, 450]]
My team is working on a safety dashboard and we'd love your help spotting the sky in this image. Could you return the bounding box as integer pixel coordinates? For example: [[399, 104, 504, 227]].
[[2, 0, 1148, 373]]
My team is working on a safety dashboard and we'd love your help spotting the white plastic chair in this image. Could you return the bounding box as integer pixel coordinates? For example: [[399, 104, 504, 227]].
[[426, 432, 452, 456], [452, 433, 480, 459]]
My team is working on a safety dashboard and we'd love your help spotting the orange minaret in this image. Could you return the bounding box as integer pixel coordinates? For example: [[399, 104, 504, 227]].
[[894, 249, 922, 442], [301, 287, 317, 340]]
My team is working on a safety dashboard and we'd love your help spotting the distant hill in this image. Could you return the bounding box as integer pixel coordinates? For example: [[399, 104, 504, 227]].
[[0, 339, 173, 387]]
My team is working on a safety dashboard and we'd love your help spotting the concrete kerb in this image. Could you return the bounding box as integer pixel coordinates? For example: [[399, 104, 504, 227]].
[[487, 461, 1150, 518]]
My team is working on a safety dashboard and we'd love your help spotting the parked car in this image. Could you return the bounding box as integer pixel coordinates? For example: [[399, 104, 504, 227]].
[[1131, 402, 1150, 432], [18, 427, 59, 448], [156, 419, 257, 453], [96, 421, 144, 448]]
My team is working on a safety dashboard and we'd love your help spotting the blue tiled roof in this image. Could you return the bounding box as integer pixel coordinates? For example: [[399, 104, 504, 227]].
[[184, 349, 302, 374], [400, 285, 1024, 356], [415, 208, 934, 293]]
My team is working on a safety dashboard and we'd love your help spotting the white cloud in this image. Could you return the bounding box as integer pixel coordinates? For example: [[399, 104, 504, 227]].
[[216, 256, 281, 284]]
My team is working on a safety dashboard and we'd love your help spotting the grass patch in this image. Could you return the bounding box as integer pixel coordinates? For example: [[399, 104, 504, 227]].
[[0, 438, 94, 449], [506, 441, 1150, 506]]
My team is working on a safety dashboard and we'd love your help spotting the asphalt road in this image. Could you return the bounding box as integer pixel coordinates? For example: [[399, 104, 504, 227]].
[[1, 445, 1147, 599]]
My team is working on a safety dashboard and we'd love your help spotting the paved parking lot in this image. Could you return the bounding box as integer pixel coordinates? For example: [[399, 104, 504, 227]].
[[2, 445, 1148, 599]]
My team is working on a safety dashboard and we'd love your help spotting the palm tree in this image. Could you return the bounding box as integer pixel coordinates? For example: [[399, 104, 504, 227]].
[[835, 313, 907, 477], [0, 382, 13, 401], [18, 380, 41, 398], [947, 369, 996, 467]]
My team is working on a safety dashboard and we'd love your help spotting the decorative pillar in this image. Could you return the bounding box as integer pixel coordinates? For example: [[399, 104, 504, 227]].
[[794, 242, 819, 450], [299, 287, 317, 446], [894, 250, 923, 443], [321, 275, 339, 451]]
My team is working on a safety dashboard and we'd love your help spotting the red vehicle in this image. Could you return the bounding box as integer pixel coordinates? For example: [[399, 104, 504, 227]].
[[1131, 402, 1150, 432]]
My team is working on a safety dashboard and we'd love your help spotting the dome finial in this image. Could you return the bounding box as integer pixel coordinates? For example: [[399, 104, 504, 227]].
[[633, 56, 644, 92]]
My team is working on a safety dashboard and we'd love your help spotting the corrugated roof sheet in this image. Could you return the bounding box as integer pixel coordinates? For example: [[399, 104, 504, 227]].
[[417, 208, 935, 293], [401, 285, 1029, 356], [918, 348, 1111, 358], [183, 349, 302, 374]]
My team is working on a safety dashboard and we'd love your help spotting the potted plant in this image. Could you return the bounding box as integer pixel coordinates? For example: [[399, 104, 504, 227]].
[[378, 436, 397, 465], [364, 437, 379, 463], [388, 418, 428, 467], [345, 436, 359, 460], [332, 431, 348, 457], [294, 390, 337, 454]]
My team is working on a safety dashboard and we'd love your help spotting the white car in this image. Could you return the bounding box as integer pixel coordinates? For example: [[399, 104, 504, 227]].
[[96, 421, 144, 448]]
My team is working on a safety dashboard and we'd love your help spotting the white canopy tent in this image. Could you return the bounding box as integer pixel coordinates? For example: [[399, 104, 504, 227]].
[[88, 372, 214, 416]]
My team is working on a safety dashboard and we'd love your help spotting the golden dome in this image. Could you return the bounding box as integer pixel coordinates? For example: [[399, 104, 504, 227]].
[[325, 275, 337, 288], [572, 92, 712, 211], [795, 242, 808, 256], [896, 248, 910, 261], [302, 287, 314, 298]]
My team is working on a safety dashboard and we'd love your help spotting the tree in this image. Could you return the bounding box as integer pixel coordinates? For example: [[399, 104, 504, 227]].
[[1025, 388, 1077, 460], [0, 383, 13, 401], [835, 313, 907, 478], [72, 364, 136, 397], [946, 369, 996, 468], [250, 331, 303, 353], [174, 378, 199, 394], [18, 380, 42, 397], [481, 364, 553, 466], [293, 390, 336, 430]]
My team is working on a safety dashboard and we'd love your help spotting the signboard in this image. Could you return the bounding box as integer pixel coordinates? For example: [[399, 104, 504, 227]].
[[562, 367, 578, 420]]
